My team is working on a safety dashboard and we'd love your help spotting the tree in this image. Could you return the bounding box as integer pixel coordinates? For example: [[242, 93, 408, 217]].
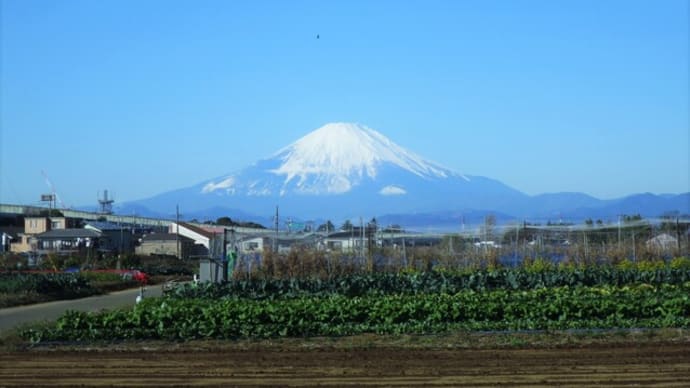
[[623, 214, 643, 223], [317, 220, 334, 233], [216, 217, 234, 226], [341, 220, 354, 231], [368, 217, 378, 233], [238, 221, 266, 229]]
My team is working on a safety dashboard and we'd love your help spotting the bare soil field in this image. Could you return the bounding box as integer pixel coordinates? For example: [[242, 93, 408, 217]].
[[2, 339, 689, 387]]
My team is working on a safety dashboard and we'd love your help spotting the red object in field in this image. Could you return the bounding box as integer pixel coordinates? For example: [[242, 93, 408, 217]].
[[131, 270, 149, 285]]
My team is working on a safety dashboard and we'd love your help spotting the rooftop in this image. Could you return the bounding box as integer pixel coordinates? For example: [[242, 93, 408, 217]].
[[142, 233, 194, 242], [85, 221, 126, 231], [37, 228, 101, 240]]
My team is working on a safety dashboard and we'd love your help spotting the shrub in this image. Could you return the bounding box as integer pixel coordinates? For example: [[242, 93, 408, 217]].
[[523, 257, 554, 273], [670, 257, 690, 270]]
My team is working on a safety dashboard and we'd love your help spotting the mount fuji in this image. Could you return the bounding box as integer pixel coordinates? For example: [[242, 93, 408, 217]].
[[120, 123, 688, 226]]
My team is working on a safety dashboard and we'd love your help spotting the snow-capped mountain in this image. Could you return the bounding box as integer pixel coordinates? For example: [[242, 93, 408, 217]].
[[127, 123, 527, 219], [121, 122, 688, 225], [202, 123, 463, 197]]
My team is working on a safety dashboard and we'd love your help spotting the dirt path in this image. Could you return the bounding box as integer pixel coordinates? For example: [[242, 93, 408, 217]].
[[0, 285, 162, 334], [2, 342, 689, 386]]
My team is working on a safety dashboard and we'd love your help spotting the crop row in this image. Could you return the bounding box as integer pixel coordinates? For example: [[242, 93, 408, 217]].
[[166, 268, 690, 299], [23, 283, 690, 342]]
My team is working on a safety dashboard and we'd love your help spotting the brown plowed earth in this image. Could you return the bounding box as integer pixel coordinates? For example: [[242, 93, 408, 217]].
[[1, 342, 689, 387]]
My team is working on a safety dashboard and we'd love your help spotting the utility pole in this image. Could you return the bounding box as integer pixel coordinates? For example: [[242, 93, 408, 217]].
[[514, 224, 519, 267], [632, 231, 636, 263], [230, 228, 236, 265], [617, 214, 622, 250], [483, 219, 488, 254], [176, 204, 180, 259], [222, 228, 228, 282], [350, 223, 355, 253], [274, 206, 279, 253], [677, 217, 681, 253], [119, 223, 124, 258], [402, 235, 407, 268], [360, 217, 364, 259], [583, 230, 588, 264]]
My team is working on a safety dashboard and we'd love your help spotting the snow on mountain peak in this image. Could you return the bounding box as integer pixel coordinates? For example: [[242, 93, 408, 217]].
[[270, 123, 449, 191], [201, 122, 466, 196]]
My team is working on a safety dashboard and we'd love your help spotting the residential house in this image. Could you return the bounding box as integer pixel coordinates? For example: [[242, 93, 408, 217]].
[[238, 233, 321, 254], [0, 227, 21, 253], [167, 222, 233, 259], [323, 231, 362, 252], [0, 213, 22, 253], [34, 228, 101, 254], [25, 216, 79, 233], [12, 215, 80, 253], [239, 236, 265, 253], [85, 221, 133, 254], [136, 233, 195, 258]]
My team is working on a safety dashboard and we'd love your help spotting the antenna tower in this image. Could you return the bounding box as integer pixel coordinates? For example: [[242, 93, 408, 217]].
[[98, 190, 115, 214]]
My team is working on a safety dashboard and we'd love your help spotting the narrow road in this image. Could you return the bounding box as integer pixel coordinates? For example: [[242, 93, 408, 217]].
[[0, 285, 163, 334]]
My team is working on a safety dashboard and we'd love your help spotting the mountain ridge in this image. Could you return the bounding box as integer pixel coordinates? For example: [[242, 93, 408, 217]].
[[117, 123, 689, 226]]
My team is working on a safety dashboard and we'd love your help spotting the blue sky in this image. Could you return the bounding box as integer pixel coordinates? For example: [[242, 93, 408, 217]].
[[1, 0, 688, 209]]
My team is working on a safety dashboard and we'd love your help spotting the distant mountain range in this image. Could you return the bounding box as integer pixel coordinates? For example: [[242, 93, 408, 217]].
[[115, 123, 689, 228]]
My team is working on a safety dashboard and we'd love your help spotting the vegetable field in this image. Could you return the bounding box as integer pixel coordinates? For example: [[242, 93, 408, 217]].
[[22, 265, 690, 342], [0, 272, 98, 308], [166, 267, 690, 299], [0, 271, 144, 308]]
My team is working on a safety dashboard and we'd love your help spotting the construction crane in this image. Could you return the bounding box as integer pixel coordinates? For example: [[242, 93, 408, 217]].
[[41, 170, 66, 209]]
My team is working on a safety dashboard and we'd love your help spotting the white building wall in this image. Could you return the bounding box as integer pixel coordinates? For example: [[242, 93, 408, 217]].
[[240, 237, 265, 253], [169, 223, 211, 249], [325, 237, 358, 251]]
